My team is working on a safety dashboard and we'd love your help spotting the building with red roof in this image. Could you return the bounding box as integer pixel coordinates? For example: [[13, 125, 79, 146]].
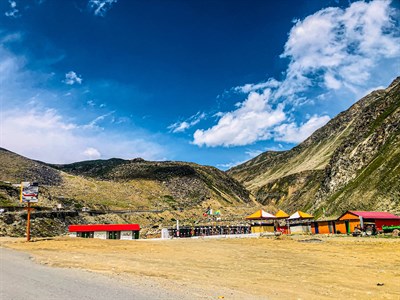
[[337, 211, 400, 233], [69, 224, 140, 240]]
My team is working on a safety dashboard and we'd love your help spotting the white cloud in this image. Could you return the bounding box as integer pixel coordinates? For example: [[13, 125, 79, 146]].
[[277, 0, 400, 98], [170, 121, 190, 133], [64, 71, 83, 85], [216, 161, 243, 169], [88, 0, 118, 17], [0, 108, 165, 163], [234, 1, 399, 99], [169, 112, 206, 133], [274, 115, 331, 144], [83, 147, 101, 159], [217, 148, 264, 170], [5, 0, 20, 18], [82, 111, 115, 130], [234, 78, 280, 94], [193, 89, 286, 147], [245, 149, 263, 158], [193, 0, 400, 148], [324, 73, 342, 90]]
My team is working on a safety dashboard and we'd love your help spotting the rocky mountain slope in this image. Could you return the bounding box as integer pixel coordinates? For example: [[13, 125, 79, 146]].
[[228, 77, 400, 216]]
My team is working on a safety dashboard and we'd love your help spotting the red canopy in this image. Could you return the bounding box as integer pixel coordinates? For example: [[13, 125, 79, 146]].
[[69, 224, 140, 232], [348, 211, 400, 220]]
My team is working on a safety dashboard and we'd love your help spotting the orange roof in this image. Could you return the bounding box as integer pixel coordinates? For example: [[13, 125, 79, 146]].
[[246, 209, 276, 220], [275, 210, 289, 218]]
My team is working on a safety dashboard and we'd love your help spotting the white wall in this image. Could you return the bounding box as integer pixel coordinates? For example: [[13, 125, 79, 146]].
[[120, 231, 133, 240], [161, 228, 170, 239], [94, 231, 107, 239]]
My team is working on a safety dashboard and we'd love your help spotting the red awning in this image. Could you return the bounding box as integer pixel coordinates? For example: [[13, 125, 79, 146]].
[[349, 211, 400, 220], [69, 224, 140, 232]]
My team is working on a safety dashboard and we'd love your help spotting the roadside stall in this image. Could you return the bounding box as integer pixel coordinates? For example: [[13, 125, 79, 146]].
[[288, 211, 314, 233], [274, 210, 290, 234], [246, 209, 276, 233]]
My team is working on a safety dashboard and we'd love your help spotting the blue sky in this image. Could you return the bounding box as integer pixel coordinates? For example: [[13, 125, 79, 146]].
[[1, 0, 399, 168]]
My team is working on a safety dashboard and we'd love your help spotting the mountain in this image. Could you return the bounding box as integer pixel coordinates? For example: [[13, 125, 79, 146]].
[[0, 148, 251, 210], [51, 158, 252, 210], [228, 77, 400, 216]]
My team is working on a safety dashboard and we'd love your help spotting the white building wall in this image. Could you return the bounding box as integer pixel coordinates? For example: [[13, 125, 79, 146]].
[[290, 225, 304, 233], [120, 230, 133, 240], [161, 228, 170, 239], [94, 231, 107, 239]]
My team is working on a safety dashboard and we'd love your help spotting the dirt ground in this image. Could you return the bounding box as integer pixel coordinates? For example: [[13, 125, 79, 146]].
[[1, 235, 399, 299]]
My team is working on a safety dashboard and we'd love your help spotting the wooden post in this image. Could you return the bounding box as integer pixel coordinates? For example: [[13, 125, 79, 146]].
[[26, 202, 31, 242]]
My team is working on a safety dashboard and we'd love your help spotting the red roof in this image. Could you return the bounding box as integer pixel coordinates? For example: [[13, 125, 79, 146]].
[[69, 224, 140, 232], [349, 211, 400, 220]]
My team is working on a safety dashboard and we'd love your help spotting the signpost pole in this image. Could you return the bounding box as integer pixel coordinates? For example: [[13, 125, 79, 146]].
[[20, 181, 38, 242], [26, 202, 31, 242]]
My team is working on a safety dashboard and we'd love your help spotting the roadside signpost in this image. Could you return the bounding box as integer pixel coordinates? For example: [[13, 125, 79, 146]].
[[20, 182, 39, 242]]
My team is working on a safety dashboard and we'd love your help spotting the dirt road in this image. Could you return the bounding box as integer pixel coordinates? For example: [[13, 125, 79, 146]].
[[1, 236, 399, 299], [0, 247, 193, 300]]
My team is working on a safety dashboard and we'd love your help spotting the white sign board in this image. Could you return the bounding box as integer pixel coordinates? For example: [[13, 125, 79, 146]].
[[21, 182, 39, 203], [120, 231, 133, 240]]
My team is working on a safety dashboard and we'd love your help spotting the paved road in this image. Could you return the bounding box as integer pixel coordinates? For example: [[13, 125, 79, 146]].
[[0, 247, 186, 300]]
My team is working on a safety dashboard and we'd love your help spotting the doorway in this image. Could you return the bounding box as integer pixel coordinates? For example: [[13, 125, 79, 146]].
[[108, 231, 120, 239], [314, 222, 319, 234], [345, 221, 350, 234]]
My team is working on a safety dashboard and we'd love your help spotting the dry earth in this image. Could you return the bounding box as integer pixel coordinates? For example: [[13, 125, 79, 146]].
[[1, 236, 399, 299]]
